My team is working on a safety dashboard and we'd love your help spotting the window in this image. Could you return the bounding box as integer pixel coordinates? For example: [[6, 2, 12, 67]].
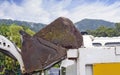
[[92, 43, 102, 47], [105, 42, 120, 47]]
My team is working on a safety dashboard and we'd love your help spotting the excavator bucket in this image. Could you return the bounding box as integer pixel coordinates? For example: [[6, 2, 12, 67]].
[[20, 30, 67, 73], [20, 17, 83, 73], [34, 17, 83, 49]]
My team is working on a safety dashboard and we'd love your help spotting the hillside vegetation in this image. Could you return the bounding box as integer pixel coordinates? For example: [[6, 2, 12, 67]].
[[87, 23, 120, 37], [0, 24, 35, 74], [75, 19, 115, 31], [0, 19, 45, 32], [0, 18, 116, 32]]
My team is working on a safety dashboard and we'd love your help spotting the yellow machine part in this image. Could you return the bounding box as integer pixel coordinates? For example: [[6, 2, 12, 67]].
[[93, 63, 120, 75]]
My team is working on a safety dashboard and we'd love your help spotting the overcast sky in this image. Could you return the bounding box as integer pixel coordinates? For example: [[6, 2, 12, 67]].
[[0, 0, 120, 24]]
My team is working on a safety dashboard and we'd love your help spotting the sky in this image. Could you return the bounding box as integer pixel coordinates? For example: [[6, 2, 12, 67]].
[[0, 0, 120, 24]]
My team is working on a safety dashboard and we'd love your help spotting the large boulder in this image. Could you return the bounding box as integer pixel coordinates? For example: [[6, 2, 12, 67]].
[[34, 17, 83, 49], [19, 17, 83, 73], [20, 30, 66, 73]]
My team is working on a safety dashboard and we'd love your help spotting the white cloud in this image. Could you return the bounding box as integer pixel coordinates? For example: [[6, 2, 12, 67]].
[[0, 0, 51, 23], [67, 1, 120, 23], [0, 0, 120, 24]]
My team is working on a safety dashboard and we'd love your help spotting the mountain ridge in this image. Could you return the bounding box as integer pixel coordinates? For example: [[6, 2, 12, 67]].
[[0, 18, 116, 32], [75, 18, 115, 31], [0, 19, 46, 32]]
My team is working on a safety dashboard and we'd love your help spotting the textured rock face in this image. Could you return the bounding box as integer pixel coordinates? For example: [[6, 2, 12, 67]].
[[34, 17, 83, 49], [20, 30, 66, 73], [20, 17, 83, 73]]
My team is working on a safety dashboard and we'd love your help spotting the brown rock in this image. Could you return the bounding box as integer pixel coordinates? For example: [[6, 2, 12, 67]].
[[20, 30, 66, 73], [20, 17, 83, 73], [34, 17, 83, 49]]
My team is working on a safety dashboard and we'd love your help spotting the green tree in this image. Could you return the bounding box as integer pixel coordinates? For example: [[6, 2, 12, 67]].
[[87, 25, 118, 37], [0, 24, 10, 37], [9, 24, 24, 48], [88, 26, 108, 37], [0, 24, 35, 74], [25, 28, 35, 36], [115, 23, 120, 36], [106, 28, 117, 37]]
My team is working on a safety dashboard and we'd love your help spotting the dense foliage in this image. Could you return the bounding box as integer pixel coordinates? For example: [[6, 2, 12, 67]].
[[87, 23, 120, 37], [0, 19, 45, 32], [0, 24, 35, 74]]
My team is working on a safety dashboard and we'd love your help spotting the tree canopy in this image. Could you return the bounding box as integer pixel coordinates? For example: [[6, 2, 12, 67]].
[[0, 23, 35, 74], [87, 23, 120, 37]]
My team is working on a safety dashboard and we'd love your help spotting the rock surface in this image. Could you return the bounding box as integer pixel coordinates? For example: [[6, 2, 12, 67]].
[[34, 17, 83, 49], [20, 30, 66, 73], [20, 17, 83, 73]]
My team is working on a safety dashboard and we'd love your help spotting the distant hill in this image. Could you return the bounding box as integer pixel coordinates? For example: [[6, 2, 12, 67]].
[[0, 18, 116, 32], [0, 19, 46, 32], [75, 19, 115, 31]]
